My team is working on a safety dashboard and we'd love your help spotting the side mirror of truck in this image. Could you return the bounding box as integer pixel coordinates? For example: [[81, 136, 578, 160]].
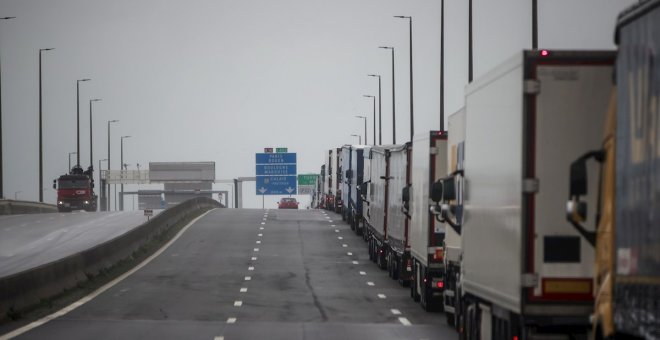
[[52, 180, 56, 189], [566, 199, 587, 223], [431, 181, 443, 203], [441, 177, 456, 201], [569, 158, 588, 196], [402, 186, 410, 211]]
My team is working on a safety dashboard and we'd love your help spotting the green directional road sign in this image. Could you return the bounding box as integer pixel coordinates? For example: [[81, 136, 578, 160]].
[[276, 147, 288, 153], [298, 174, 317, 186]]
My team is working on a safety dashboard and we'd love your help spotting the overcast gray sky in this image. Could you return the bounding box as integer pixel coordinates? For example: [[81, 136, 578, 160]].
[[0, 0, 635, 208]]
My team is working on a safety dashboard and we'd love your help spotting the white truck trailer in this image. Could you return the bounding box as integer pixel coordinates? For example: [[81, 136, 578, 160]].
[[410, 131, 449, 311], [366, 146, 391, 269], [430, 108, 466, 326], [385, 143, 413, 285], [360, 146, 372, 241], [460, 50, 615, 339]]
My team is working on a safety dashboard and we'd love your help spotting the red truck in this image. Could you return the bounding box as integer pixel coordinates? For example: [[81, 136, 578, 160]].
[[53, 166, 97, 212]]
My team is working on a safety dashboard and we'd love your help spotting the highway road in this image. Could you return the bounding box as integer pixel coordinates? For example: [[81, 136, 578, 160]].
[[0, 210, 160, 278], [4, 208, 455, 340]]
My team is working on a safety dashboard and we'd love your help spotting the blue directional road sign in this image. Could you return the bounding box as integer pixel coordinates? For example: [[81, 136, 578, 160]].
[[256, 176, 297, 195], [255, 153, 296, 164], [255, 164, 297, 176]]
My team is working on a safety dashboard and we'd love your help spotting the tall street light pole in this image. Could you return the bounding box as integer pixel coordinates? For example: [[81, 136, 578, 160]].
[[120, 135, 131, 211], [99, 158, 107, 211], [107, 120, 118, 211], [350, 134, 361, 145], [469, 0, 473, 82], [367, 74, 382, 145], [89, 98, 101, 170], [395, 15, 414, 141], [440, 1, 445, 130], [532, 0, 538, 49], [0, 16, 16, 199], [355, 116, 367, 145], [76, 78, 90, 167], [68, 152, 76, 171], [38, 48, 54, 202], [362, 95, 375, 145], [379, 46, 395, 144]]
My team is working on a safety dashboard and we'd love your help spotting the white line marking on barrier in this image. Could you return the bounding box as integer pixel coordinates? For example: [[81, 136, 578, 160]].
[[398, 317, 412, 326], [0, 209, 215, 340]]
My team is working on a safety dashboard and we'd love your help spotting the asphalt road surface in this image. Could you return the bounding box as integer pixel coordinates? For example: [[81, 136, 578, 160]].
[[0, 210, 160, 278], [6, 208, 456, 340]]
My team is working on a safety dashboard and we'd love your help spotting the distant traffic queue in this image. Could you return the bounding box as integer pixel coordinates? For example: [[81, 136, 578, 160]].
[[316, 1, 659, 339]]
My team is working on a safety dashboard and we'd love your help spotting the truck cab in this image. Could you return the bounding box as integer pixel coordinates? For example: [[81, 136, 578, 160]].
[[54, 174, 97, 212]]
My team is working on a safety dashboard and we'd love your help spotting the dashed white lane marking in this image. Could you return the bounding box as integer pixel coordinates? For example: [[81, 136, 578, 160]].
[[262, 218, 266, 221], [342, 244, 348, 247], [391, 309, 402, 315], [258, 233, 263, 237], [240, 287, 248, 293], [0, 209, 215, 340], [398, 317, 412, 326], [329, 220, 334, 222], [214, 337, 224, 340], [378, 294, 387, 299], [359, 271, 367, 275], [347, 252, 353, 256], [259, 227, 264, 230], [331, 225, 336, 227], [335, 229, 340, 233], [325, 216, 330, 219], [256, 240, 261, 244], [254, 248, 259, 252], [261, 222, 266, 225], [227, 317, 237, 324], [352, 261, 359, 265], [251, 257, 257, 261], [248, 266, 254, 271], [244, 276, 252, 281], [337, 236, 343, 240], [367, 281, 375, 286], [234, 301, 243, 307]]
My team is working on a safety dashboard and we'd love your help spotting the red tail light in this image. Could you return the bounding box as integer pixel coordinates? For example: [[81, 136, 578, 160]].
[[434, 248, 444, 262], [437, 281, 444, 289]]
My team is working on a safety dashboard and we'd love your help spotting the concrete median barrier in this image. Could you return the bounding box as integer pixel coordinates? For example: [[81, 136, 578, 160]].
[[0, 200, 58, 215], [0, 197, 221, 322]]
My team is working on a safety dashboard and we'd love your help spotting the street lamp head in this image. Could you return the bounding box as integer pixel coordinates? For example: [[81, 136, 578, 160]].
[[121, 135, 131, 139], [91, 98, 102, 102], [355, 115, 366, 119], [40, 48, 54, 52], [367, 74, 380, 78], [363, 95, 374, 98], [78, 78, 91, 82], [394, 15, 411, 19], [109, 119, 119, 123], [1, 17, 16, 20], [379, 46, 393, 50]]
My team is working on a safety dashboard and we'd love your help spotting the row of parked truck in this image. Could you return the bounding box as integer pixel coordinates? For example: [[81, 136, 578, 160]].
[[317, 2, 658, 339]]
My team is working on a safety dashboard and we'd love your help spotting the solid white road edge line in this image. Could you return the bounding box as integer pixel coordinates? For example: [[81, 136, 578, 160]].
[[0, 209, 216, 340]]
